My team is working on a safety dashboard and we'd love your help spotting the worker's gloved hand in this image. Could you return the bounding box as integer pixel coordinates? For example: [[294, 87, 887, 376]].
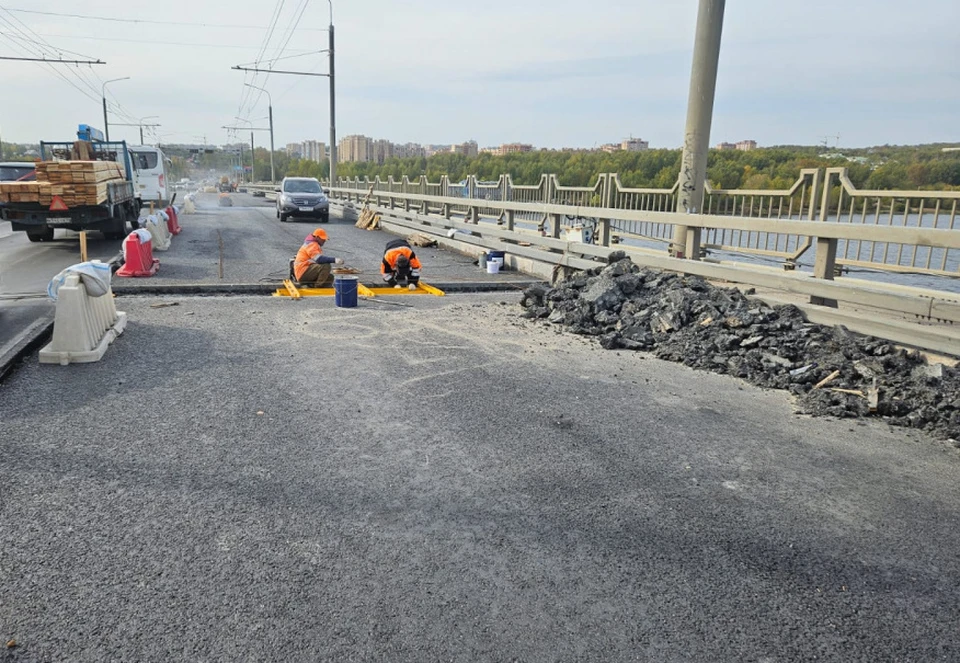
[[334, 257, 344, 265], [393, 284, 402, 290], [408, 283, 417, 291]]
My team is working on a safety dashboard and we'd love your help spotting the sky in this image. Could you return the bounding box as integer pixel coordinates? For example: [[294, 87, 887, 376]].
[[0, 0, 957, 150]]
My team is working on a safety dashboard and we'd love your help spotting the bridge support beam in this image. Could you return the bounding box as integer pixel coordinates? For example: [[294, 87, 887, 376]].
[[673, 0, 725, 259]]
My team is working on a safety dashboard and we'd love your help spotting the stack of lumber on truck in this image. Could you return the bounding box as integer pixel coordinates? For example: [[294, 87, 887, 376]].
[[0, 160, 125, 206], [0, 182, 40, 203]]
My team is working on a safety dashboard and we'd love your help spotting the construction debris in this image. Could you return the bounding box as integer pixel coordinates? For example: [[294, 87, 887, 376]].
[[355, 207, 380, 230], [407, 232, 438, 247], [354, 185, 381, 230], [519, 253, 960, 442]]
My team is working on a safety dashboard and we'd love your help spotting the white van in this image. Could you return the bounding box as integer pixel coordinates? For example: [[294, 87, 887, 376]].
[[128, 146, 170, 206]]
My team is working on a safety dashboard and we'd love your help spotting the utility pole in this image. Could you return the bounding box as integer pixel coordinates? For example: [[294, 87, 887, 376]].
[[268, 103, 275, 182], [231, 0, 336, 183], [672, 0, 725, 259], [250, 131, 255, 183], [328, 5, 337, 185], [245, 83, 277, 182]]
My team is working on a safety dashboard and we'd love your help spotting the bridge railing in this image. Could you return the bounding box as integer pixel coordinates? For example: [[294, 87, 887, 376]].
[[823, 167, 960, 278], [325, 169, 960, 284]]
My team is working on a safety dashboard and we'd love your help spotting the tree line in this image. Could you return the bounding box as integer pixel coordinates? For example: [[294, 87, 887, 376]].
[[4, 141, 958, 192], [327, 144, 960, 192]]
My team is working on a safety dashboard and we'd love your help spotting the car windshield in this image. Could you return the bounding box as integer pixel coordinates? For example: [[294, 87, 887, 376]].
[[0, 165, 36, 182], [284, 180, 322, 194]]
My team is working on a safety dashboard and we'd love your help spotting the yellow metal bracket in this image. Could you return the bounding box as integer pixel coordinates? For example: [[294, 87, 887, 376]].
[[282, 279, 301, 299], [418, 281, 445, 296], [274, 281, 444, 298]]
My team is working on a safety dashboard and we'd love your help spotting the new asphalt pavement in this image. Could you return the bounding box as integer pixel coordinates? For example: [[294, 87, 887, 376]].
[[1, 193, 959, 662]]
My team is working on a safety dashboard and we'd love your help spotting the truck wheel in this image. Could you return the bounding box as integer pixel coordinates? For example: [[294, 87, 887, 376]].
[[26, 228, 55, 242]]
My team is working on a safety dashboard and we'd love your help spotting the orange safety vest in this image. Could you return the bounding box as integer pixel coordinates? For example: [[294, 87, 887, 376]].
[[294, 241, 323, 280], [381, 246, 421, 274]]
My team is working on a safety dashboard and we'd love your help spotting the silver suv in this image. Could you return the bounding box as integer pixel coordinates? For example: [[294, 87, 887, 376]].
[[276, 177, 329, 223]]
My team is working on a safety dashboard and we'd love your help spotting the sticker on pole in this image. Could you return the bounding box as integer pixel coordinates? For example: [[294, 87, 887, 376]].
[[49, 196, 68, 211]]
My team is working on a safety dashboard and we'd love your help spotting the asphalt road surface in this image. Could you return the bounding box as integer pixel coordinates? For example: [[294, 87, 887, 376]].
[[1, 292, 958, 662]]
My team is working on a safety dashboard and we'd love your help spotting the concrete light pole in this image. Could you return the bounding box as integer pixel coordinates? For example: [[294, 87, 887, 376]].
[[244, 83, 275, 182], [328, 0, 337, 185], [101, 77, 130, 141], [672, 0, 725, 259]]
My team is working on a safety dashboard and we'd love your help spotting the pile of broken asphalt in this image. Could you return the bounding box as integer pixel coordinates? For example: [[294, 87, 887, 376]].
[[519, 252, 960, 443]]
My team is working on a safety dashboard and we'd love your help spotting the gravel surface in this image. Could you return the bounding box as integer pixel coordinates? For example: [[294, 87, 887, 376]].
[[521, 254, 960, 443], [2, 294, 959, 661]]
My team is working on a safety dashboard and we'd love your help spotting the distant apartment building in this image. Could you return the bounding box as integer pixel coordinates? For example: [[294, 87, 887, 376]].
[[372, 139, 394, 165], [716, 140, 758, 151], [301, 140, 326, 163], [339, 135, 374, 163], [424, 145, 449, 157], [393, 142, 426, 159], [499, 143, 533, 155], [450, 140, 479, 157], [285, 142, 302, 158], [621, 138, 649, 152], [480, 146, 499, 155]]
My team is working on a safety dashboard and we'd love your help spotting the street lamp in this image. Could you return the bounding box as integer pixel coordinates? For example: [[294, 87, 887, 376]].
[[244, 83, 275, 183], [234, 116, 255, 182], [101, 76, 130, 141], [139, 115, 159, 145]]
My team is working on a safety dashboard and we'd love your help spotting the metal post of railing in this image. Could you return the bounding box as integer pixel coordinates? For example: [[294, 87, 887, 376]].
[[811, 169, 839, 307], [597, 173, 613, 246], [673, 0, 725, 259]]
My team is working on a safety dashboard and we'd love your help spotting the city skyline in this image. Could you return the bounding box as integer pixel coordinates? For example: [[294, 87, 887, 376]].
[[0, 1, 955, 149]]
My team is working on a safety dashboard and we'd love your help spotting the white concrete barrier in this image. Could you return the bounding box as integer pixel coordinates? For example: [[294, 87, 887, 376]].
[[39, 274, 127, 365], [143, 214, 172, 251]]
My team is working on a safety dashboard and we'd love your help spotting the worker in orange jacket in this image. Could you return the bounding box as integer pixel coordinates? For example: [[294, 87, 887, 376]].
[[381, 238, 421, 290], [294, 228, 343, 286]]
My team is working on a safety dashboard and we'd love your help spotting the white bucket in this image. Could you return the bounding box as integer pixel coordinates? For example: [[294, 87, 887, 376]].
[[486, 260, 500, 274]]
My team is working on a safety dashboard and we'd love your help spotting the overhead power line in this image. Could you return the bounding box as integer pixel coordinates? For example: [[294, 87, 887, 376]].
[[0, 7, 328, 31], [0, 54, 103, 63], [241, 0, 311, 120], [0, 30, 303, 50]]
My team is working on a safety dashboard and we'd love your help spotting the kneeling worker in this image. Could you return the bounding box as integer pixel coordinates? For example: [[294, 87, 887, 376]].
[[294, 228, 343, 286], [381, 238, 422, 290]]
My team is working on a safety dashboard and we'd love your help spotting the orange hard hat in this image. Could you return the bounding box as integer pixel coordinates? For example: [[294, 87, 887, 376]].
[[312, 228, 328, 241]]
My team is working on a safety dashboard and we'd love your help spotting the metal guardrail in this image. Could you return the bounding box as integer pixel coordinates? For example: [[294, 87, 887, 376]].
[[326, 178, 960, 299], [327, 169, 960, 283]]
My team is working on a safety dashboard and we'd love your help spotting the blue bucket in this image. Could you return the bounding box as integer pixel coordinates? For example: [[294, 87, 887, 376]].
[[334, 275, 358, 308], [487, 250, 506, 268]]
